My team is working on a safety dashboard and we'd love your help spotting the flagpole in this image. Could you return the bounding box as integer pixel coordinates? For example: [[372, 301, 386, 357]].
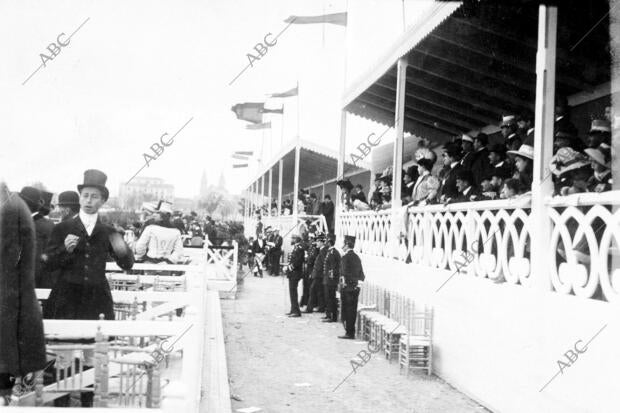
[[281, 103, 285, 146], [296, 80, 300, 141]]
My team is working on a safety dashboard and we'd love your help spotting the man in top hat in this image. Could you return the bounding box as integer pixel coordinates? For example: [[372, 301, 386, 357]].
[[338, 235, 365, 339], [268, 228, 283, 276], [56, 191, 81, 222], [322, 233, 341, 323], [19, 186, 56, 289], [306, 232, 327, 313], [286, 235, 305, 317], [43, 169, 134, 321]]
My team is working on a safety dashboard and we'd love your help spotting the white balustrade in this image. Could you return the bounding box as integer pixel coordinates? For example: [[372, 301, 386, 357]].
[[338, 190, 620, 302]]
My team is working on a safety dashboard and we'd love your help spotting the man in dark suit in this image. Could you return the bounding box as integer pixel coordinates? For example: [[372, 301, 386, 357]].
[[450, 169, 481, 203], [0, 183, 46, 402], [286, 235, 305, 317], [19, 186, 55, 289], [322, 233, 341, 322], [56, 191, 80, 222], [306, 233, 327, 313], [43, 169, 134, 322], [470, 133, 493, 186], [300, 234, 319, 311], [439, 142, 462, 202], [338, 235, 365, 339], [321, 195, 335, 234], [250, 234, 266, 277], [270, 229, 283, 276]]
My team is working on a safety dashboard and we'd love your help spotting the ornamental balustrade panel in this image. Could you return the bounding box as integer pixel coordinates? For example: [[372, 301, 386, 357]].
[[546, 191, 620, 302], [337, 209, 393, 258]]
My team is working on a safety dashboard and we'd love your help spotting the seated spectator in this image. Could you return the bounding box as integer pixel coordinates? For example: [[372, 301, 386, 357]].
[[369, 174, 383, 209], [470, 133, 493, 186], [500, 115, 521, 151], [554, 130, 584, 153], [507, 144, 534, 193], [449, 169, 480, 203], [517, 110, 534, 144], [135, 207, 185, 264], [488, 143, 512, 179], [549, 147, 591, 195], [411, 158, 439, 206], [584, 147, 612, 192], [554, 96, 578, 137], [479, 174, 497, 200], [351, 184, 367, 205], [501, 178, 520, 199], [459, 134, 475, 169], [402, 166, 417, 203], [488, 166, 512, 200]]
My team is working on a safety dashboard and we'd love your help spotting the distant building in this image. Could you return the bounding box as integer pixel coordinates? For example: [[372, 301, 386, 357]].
[[118, 177, 174, 210], [174, 197, 195, 212]]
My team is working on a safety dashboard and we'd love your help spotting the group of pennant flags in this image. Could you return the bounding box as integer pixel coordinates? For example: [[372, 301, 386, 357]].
[[230, 11, 347, 169], [229, 85, 298, 168]]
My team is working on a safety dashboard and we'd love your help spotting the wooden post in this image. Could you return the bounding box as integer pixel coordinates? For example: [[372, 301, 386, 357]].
[[268, 167, 273, 215], [293, 145, 301, 224], [278, 159, 283, 216], [531, 4, 557, 291]]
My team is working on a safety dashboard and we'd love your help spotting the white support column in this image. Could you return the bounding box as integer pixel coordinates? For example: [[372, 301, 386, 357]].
[[531, 4, 557, 291], [322, 182, 326, 200], [390, 56, 407, 257], [278, 159, 283, 216], [268, 167, 273, 215], [391, 56, 407, 207], [260, 175, 265, 212], [293, 145, 301, 225], [336, 110, 347, 236]]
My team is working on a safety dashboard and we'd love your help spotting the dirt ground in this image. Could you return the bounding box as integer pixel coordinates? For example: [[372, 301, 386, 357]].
[[221, 272, 492, 413]]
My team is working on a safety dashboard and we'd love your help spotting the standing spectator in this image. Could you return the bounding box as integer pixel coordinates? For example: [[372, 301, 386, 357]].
[[500, 115, 521, 150], [470, 133, 493, 186], [301, 234, 319, 311], [285, 235, 304, 317], [459, 134, 475, 170], [350, 184, 367, 205], [338, 235, 365, 340], [270, 228, 283, 276], [255, 215, 263, 238], [438, 142, 462, 202], [306, 233, 327, 313], [322, 233, 340, 323], [488, 144, 512, 180], [19, 187, 55, 289], [56, 191, 80, 222], [251, 234, 266, 277], [42, 170, 133, 407], [411, 158, 440, 205], [402, 167, 416, 203], [321, 195, 335, 234], [308, 193, 320, 215], [0, 183, 46, 405], [135, 203, 185, 264]]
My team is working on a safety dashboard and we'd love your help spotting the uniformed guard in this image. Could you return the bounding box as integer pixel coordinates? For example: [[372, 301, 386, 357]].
[[306, 232, 327, 313], [286, 234, 305, 317], [338, 235, 365, 339], [322, 233, 341, 323], [300, 233, 319, 311]]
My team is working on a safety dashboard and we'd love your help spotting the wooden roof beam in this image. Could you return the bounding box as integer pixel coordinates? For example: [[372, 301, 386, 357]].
[[366, 84, 485, 131], [406, 58, 534, 111], [428, 32, 591, 92], [409, 47, 535, 101], [355, 96, 462, 136], [376, 78, 498, 125]]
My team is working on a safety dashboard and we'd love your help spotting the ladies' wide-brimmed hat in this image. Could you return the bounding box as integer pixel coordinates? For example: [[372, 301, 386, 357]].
[[77, 169, 109, 201], [589, 119, 611, 133], [584, 148, 610, 168], [549, 147, 590, 177], [507, 144, 534, 160]]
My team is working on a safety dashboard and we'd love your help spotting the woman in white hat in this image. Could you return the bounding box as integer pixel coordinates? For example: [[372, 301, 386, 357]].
[[584, 147, 612, 192], [507, 144, 534, 193], [135, 200, 185, 264]]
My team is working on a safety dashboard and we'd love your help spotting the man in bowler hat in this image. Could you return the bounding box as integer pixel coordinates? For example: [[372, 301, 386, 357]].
[[338, 235, 365, 339], [56, 191, 80, 222], [322, 233, 341, 322]]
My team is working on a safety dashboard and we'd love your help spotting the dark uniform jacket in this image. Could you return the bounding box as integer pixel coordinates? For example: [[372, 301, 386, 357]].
[[340, 250, 365, 289], [311, 246, 328, 279], [34, 215, 55, 288], [272, 234, 283, 251], [323, 247, 341, 286], [306, 244, 319, 275], [287, 243, 305, 279], [44, 215, 134, 287], [0, 189, 46, 376]]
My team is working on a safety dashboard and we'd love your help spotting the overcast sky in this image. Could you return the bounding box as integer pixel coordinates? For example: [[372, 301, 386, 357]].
[[1, 0, 434, 199]]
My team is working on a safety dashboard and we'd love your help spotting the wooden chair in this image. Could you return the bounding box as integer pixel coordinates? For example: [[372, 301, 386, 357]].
[[383, 292, 407, 363], [399, 305, 433, 376]]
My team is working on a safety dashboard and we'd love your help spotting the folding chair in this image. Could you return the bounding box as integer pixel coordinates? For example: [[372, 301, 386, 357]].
[[399, 305, 433, 376]]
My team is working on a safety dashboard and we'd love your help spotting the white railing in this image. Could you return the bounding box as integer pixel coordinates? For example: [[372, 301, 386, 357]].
[[337, 190, 620, 302]]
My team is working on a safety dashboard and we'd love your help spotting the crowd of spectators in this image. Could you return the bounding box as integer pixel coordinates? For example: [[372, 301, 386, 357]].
[[338, 103, 613, 211]]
